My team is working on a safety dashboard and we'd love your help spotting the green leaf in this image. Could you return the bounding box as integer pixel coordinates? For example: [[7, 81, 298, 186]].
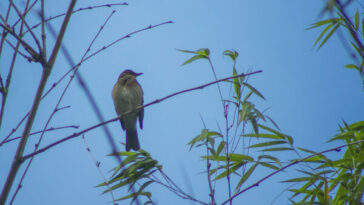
[[196, 48, 210, 57], [115, 192, 151, 202], [242, 82, 266, 100], [318, 23, 340, 49], [236, 162, 258, 190], [202, 153, 253, 162], [282, 177, 312, 183], [250, 117, 259, 136], [354, 10, 359, 30], [132, 181, 153, 203], [223, 49, 239, 61], [249, 140, 287, 148], [344, 64, 359, 71], [177, 49, 197, 54], [233, 67, 241, 99], [261, 147, 293, 152], [181, 54, 207, 66], [217, 141, 225, 155], [265, 115, 280, 130], [229, 153, 254, 162], [313, 23, 334, 47], [306, 18, 338, 30], [243, 133, 284, 140], [259, 162, 280, 170], [258, 155, 282, 167]]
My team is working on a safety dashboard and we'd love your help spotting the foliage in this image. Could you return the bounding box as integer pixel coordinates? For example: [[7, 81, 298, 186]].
[[308, 2, 364, 87], [282, 1, 364, 204], [99, 1, 364, 205], [98, 150, 159, 204], [283, 121, 364, 204]]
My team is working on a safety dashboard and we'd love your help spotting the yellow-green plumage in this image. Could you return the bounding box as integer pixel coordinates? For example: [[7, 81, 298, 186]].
[[112, 70, 144, 151]]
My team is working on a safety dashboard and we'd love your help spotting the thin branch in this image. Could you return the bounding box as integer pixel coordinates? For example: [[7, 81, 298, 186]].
[[0, 0, 31, 129], [22, 71, 261, 160], [3, 38, 33, 61], [0, 113, 29, 147], [336, 0, 364, 59], [8, 0, 42, 53], [47, 0, 76, 68], [1, 19, 171, 148], [2, 125, 79, 145], [82, 135, 117, 205], [0, 23, 38, 60], [221, 139, 364, 205], [0, 1, 77, 204], [207, 58, 232, 205], [24, 3, 128, 35], [0, 2, 12, 57], [45, 10, 141, 204], [41, 20, 172, 100]]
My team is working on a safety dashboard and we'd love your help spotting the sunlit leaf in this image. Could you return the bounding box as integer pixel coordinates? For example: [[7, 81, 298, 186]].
[[177, 49, 197, 54], [344, 64, 359, 71], [181, 54, 207, 66], [223, 49, 239, 61], [196, 48, 210, 57]]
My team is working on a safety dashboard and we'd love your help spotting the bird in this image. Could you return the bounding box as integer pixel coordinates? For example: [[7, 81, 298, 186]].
[[112, 69, 144, 151]]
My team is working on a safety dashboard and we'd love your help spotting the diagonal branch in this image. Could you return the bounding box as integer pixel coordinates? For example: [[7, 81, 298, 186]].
[[221, 139, 364, 205], [22, 70, 262, 161]]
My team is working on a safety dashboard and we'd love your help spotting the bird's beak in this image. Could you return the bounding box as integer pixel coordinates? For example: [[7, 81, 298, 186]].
[[136, 72, 143, 76]]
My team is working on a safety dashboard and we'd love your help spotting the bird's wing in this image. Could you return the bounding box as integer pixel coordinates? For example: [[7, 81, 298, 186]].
[[139, 96, 144, 129]]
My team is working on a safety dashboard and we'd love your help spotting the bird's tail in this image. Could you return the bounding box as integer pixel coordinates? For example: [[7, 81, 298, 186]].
[[126, 128, 140, 151]]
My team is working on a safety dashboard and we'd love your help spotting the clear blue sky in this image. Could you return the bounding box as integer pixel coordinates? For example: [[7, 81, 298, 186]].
[[1, 0, 363, 204]]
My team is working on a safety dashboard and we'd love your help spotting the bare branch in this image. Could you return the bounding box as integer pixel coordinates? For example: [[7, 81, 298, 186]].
[[0, 1, 77, 203], [8, 0, 43, 53], [24, 3, 128, 35], [2, 125, 79, 145], [22, 71, 262, 161]]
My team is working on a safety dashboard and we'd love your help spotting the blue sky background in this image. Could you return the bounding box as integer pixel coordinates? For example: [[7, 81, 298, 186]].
[[1, 0, 364, 204]]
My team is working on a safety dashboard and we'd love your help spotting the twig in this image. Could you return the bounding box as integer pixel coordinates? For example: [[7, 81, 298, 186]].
[[221, 139, 364, 205], [0, 0, 31, 129], [82, 135, 117, 205], [22, 71, 262, 161], [207, 58, 232, 205], [41, 20, 172, 100], [0, 23, 39, 61], [24, 3, 128, 35], [0, 1, 77, 204], [8, 0, 42, 53], [2, 125, 79, 145]]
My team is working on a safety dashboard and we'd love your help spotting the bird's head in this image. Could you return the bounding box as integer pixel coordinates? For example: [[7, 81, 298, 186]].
[[119, 69, 143, 79]]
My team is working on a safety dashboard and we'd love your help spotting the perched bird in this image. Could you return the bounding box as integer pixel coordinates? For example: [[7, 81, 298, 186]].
[[112, 69, 144, 151]]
